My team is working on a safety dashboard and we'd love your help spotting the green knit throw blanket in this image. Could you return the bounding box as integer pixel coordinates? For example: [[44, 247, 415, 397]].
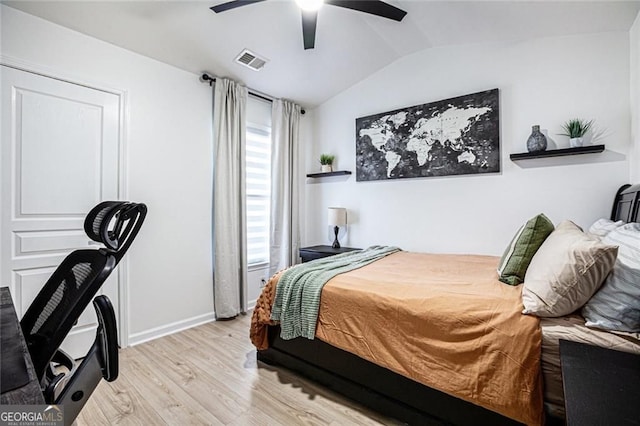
[[270, 245, 400, 340]]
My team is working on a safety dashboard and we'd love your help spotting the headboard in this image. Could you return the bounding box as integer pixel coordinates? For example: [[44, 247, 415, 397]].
[[611, 184, 640, 223]]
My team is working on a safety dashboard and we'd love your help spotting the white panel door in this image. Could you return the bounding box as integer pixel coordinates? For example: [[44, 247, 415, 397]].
[[1, 65, 121, 358]]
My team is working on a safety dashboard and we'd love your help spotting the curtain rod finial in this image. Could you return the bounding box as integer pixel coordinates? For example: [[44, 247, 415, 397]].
[[201, 73, 214, 86]]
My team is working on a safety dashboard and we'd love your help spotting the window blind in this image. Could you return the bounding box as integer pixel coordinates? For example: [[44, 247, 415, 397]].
[[246, 124, 271, 266]]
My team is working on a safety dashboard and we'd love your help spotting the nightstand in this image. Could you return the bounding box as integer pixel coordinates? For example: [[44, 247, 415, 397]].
[[560, 339, 640, 426], [299, 245, 360, 263]]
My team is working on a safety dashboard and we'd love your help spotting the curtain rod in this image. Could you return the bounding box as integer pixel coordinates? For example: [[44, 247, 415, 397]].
[[201, 73, 305, 115]]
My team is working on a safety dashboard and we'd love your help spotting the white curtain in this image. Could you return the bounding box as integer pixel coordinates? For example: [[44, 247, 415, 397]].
[[212, 78, 248, 319], [270, 99, 302, 276]]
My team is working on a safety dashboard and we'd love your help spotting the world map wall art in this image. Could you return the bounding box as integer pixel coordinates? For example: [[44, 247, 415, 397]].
[[355, 88, 500, 182]]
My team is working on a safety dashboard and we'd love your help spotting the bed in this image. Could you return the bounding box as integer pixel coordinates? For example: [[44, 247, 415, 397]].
[[252, 183, 640, 425]]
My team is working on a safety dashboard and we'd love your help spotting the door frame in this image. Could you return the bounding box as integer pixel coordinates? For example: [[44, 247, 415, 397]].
[[0, 54, 131, 347]]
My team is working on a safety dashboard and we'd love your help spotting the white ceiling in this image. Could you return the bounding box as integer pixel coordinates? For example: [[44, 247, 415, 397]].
[[4, 0, 640, 107]]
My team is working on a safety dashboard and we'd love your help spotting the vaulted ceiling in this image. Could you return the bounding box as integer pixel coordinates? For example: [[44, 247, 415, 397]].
[[4, 1, 639, 107]]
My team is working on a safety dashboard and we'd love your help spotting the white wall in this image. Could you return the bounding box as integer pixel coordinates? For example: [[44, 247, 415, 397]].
[[1, 5, 214, 342], [247, 266, 269, 309], [307, 32, 631, 255], [631, 14, 640, 184]]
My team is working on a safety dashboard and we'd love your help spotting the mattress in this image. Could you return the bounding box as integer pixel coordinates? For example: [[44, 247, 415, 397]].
[[252, 251, 640, 424], [540, 314, 640, 418], [252, 252, 544, 425]]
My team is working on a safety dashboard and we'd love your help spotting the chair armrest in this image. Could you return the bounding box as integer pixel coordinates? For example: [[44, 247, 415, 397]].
[[54, 295, 119, 425], [43, 349, 76, 403], [93, 295, 118, 381]]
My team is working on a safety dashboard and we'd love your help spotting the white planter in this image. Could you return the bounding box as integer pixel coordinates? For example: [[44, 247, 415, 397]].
[[321, 164, 332, 173], [569, 137, 584, 148]]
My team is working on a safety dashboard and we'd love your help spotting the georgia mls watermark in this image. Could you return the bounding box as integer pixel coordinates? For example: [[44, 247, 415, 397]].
[[0, 405, 63, 426]]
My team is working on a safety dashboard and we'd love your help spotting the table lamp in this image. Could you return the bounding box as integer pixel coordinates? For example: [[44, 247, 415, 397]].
[[328, 207, 347, 248]]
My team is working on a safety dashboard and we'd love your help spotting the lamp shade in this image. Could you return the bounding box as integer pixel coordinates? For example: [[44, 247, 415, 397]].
[[328, 207, 347, 227]]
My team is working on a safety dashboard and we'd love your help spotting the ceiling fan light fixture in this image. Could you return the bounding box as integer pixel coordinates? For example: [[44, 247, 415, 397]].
[[211, 0, 407, 51], [295, 0, 324, 12]]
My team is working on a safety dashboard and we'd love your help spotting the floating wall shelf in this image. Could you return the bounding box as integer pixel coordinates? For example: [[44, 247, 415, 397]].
[[510, 145, 605, 161], [306, 170, 352, 178]]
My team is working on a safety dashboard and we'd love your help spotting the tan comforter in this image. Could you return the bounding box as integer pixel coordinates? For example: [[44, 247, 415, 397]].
[[251, 252, 543, 425]]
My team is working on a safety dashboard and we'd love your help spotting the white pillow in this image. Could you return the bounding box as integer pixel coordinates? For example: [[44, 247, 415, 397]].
[[522, 220, 618, 317], [582, 222, 640, 332], [588, 218, 625, 239]]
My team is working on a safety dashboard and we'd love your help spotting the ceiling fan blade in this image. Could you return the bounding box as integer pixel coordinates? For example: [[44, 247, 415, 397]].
[[325, 0, 407, 22], [210, 0, 267, 13], [301, 10, 318, 50]]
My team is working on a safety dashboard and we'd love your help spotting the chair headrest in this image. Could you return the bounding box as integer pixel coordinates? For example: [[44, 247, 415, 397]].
[[84, 201, 147, 260]]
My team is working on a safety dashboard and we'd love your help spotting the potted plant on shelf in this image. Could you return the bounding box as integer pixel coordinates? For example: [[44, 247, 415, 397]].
[[320, 154, 335, 173], [560, 118, 593, 148]]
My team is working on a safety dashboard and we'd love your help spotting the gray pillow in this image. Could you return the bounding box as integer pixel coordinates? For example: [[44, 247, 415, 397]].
[[587, 218, 625, 239], [582, 223, 640, 332]]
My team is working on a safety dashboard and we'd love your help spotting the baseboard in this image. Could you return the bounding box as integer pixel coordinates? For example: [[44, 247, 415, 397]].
[[128, 311, 215, 346]]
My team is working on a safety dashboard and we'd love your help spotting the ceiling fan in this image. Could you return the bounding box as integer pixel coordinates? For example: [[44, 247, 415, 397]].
[[210, 0, 407, 50]]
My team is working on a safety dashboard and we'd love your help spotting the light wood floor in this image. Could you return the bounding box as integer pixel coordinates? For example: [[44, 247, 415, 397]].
[[76, 313, 401, 425]]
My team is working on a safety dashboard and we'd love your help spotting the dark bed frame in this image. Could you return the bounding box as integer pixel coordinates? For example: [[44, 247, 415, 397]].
[[258, 184, 640, 426]]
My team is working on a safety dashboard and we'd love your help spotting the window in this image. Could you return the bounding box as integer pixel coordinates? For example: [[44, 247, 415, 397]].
[[246, 96, 272, 266]]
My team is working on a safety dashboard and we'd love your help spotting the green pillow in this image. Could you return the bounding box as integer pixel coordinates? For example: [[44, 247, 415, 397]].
[[497, 214, 554, 285]]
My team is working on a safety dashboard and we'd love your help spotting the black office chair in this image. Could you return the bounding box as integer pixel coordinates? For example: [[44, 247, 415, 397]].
[[20, 201, 146, 426]]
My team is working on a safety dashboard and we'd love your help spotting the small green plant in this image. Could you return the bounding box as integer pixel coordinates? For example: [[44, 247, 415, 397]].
[[319, 154, 335, 165], [560, 119, 594, 138]]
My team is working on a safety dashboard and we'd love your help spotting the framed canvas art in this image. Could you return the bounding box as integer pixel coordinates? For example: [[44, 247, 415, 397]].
[[356, 89, 500, 181]]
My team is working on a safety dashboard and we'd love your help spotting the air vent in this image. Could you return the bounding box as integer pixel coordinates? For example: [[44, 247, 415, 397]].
[[234, 49, 268, 71]]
